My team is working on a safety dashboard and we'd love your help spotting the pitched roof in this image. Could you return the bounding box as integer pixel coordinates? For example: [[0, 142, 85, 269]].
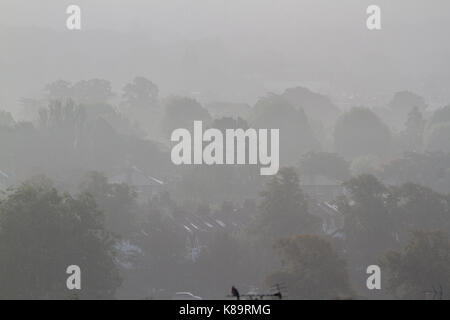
[[109, 166, 164, 187]]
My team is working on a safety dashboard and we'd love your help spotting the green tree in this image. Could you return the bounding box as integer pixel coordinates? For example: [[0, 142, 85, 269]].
[[250, 94, 319, 164], [389, 183, 450, 240], [210, 116, 249, 131], [45, 79, 113, 105], [80, 171, 138, 236], [265, 234, 353, 299], [299, 152, 350, 184], [384, 230, 450, 299], [254, 167, 320, 240], [281, 86, 340, 126], [0, 177, 121, 299], [162, 96, 211, 137], [381, 152, 450, 194], [400, 106, 424, 152], [425, 122, 450, 153], [427, 105, 450, 129], [339, 175, 395, 256], [44, 80, 72, 101], [122, 76, 159, 109], [337, 174, 395, 294], [423, 106, 450, 158], [334, 107, 391, 159], [389, 91, 427, 113], [349, 155, 380, 177], [128, 192, 186, 297]]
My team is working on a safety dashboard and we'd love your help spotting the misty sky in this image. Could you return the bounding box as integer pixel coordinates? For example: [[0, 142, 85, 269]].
[[1, 0, 450, 114], [2, 0, 449, 34]]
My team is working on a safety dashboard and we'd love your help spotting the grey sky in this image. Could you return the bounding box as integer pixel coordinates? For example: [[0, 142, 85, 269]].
[[1, 0, 450, 113]]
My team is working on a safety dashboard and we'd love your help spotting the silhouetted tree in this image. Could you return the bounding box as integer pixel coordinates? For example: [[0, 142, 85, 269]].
[[389, 91, 427, 113], [381, 152, 450, 193], [250, 94, 319, 165], [122, 76, 159, 109], [253, 167, 320, 240], [0, 176, 121, 299], [0, 110, 15, 127], [80, 171, 138, 236], [337, 175, 395, 290], [425, 122, 450, 153], [400, 106, 425, 152], [44, 80, 72, 101], [334, 107, 391, 159], [299, 152, 350, 184], [428, 105, 450, 128], [389, 183, 450, 240], [162, 96, 211, 137], [45, 79, 113, 105], [383, 230, 450, 299], [282, 86, 340, 125]]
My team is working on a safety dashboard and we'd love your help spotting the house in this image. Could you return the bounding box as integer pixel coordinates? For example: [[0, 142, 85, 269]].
[[308, 200, 344, 236], [168, 204, 246, 262], [109, 166, 164, 200]]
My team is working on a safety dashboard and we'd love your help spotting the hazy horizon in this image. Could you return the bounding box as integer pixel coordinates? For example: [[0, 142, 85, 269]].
[[2, 0, 450, 117]]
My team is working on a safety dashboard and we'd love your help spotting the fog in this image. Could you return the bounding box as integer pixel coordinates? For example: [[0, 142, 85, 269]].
[[0, 0, 450, 300], [2, 0, 450, 111]]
